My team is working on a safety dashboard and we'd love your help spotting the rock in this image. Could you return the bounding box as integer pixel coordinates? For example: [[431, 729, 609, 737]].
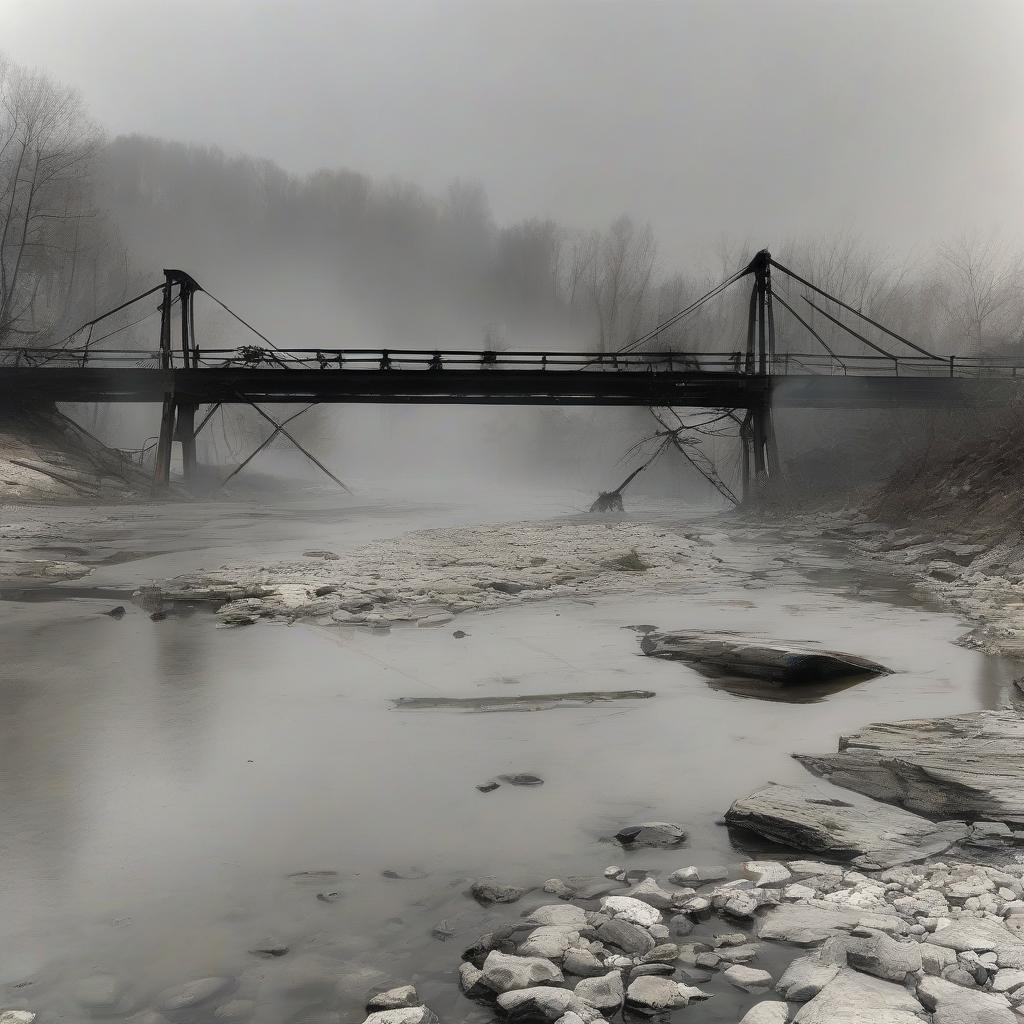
[[478, 782, 501, 793], [641, 944, 679, 964], [919, 943, 958, 975], [714, 932, 750, 948], [917, 975, 1016, 1023], [625, 878, 675, 910], [669, 914, 694, 936], [739, 1003, 790, 1024], [716, 943, 760, 964], [843, 931, 922, 982], [562, 949, 606, 977], [366, 986, 421, 1010], [991, 968, 1024, 993], [500, 774, 544, 786], [758, 903, 862, 946], [214, 1000, 255, 1020], [624, 977, 708, 1010], [527, 905, 588, 929], [727, 782, 968, 868], [744, 861, 792, 886], [776, 952, 841, 1001], [573, 972, 623, 1011], [596, 918, 655, 955], [668, 865, 728, 885], [797, 709, 1024, 824], [794, 968, 927, 1023], [303, 550, 339, 559], [930, 918, 1024, 954], [640, 630, 889, 683], [628, 964, 675, 979], [157, 978, 232, 1012], [249, 940, 290, 957], [496, 987, 588, 1021], [724, 965, 773, 992], [601, 896, 662, 928], [105, 605, 126, 618], [459, 963, 487, 996], [472, 879, 528, 904], [362, 1009, 439, 1024], [519, 926, 583, 960], [613, 822, 687, 847], [481, 952, 564, 993], [0, 1015, 36, 1024]]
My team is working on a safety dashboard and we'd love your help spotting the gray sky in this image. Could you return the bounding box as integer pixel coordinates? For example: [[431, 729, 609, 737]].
[[5, 0, 1023, 269]]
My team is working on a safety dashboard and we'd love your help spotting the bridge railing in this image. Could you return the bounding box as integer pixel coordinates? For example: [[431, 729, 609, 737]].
[[4, 345, 1024, 379]]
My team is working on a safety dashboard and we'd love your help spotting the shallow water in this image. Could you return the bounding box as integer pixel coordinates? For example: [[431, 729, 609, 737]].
[[0, 491, 1017, 1023]]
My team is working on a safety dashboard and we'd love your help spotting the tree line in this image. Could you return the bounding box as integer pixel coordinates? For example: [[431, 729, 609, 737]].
[[3, 54, 1023, 364]]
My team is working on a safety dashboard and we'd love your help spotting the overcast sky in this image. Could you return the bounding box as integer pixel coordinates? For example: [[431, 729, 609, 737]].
[[5, 0, 1023, 269]]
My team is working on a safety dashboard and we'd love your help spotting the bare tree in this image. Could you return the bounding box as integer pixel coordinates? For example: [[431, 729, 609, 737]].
[[937, 233, 1024, 354], [0, 57, 101, 346], [581, 216, 656, 351]]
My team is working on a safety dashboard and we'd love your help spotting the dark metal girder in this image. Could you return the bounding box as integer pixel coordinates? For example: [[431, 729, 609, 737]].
[[3, 366, 1021, 409]]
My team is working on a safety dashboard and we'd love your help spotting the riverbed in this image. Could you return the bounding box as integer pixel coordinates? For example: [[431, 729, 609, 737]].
[[0, 490, 1017, 1023]]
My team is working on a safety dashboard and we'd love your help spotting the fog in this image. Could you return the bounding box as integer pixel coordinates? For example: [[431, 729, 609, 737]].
[[5, 0, 1024, 499], [8, 0, 1024, 268]]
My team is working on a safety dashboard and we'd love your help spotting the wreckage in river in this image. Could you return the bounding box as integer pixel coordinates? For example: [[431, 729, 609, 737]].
[[640, 630, 890, 685]]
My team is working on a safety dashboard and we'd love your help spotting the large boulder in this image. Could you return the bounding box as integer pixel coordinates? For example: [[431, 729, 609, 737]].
[[797, 709, 1024, 824], [496, 987, 595, 1022], [794, 968, 928, 1023], [600, 896, 661, 928], [481, 952, 564, 993], [917, 976, 1017, 1024], [624, 977, 708, 1010], [572, 972, 623, 1012], [740, 1004, 790, 1024], [929, 918, 1024, 955], [595, 919, 654, 956], [727, 782, 968, 868], [776, 952, 842, 1000]]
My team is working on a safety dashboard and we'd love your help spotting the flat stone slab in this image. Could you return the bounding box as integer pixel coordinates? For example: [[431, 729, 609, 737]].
[[641, 630, 889, 683], [797, 709, 1024, 824], [757, 903, 862, 946], [726, 782, 968, 868], [794, 968, 928, 1023]]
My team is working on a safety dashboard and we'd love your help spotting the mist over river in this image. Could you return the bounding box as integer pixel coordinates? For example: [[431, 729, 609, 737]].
[[0, 489, 1017, 1023]]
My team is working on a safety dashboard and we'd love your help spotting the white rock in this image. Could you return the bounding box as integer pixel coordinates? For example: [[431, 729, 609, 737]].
[[744, 861, 793, 887], [739, 1003, 790, 1024], [627, 878, 675, 910], [363, 1008, 439, 1024], [931, 917, 1024, 953], [519, 926, 582, 960], [624, 977, 707, 1010], [600, 896, 661, 929], [917, 975, 1016, 1023], [0, 1014, 36, 1024], [776, 952, 841, 1001], [527, 905, 589, 929], [724, 965, 773, 992], [992, 968, 1024, 993]]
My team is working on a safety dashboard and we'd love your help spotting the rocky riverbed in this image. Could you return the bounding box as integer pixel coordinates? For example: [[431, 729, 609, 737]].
[[3, 494, 1024, 1024]]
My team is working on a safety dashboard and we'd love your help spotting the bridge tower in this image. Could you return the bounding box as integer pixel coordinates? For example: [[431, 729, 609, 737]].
[[743, 249, 781, 496], [153, 269, 201, 491]]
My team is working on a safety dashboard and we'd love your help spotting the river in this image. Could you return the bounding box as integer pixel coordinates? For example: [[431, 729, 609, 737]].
[[0, 489, 1016, 1023]]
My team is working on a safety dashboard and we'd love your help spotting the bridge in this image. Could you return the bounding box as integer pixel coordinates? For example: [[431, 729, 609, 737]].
[[6, 250, 1023, 495]]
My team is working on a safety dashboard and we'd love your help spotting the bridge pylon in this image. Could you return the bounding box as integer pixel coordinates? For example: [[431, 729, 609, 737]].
[[153, 269, 201, 492], [741, 249, 781, 499]]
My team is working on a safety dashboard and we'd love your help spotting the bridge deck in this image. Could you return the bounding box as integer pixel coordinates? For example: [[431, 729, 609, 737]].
[[5, 364, 1021, 408]]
